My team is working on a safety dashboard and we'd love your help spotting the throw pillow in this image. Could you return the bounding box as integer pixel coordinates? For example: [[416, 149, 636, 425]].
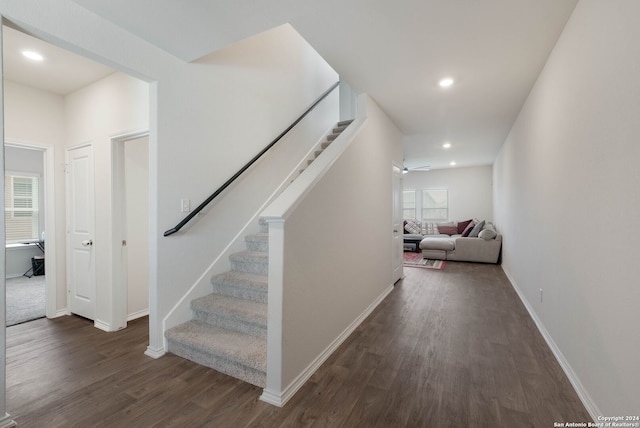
[[468, 220, 485, 237], [438, 225, 458, 235], [478, 228, 497, 240], [461, 222, 475, 237], [405, 219, 421, 234], [457, 219, 472, 234], [424, 223, 439, 235]]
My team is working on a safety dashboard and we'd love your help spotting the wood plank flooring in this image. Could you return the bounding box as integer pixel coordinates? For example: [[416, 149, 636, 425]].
[[7, 262, 592, 427]]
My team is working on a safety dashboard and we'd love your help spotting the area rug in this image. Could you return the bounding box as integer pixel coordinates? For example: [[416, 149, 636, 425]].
[[6, 276, 46, 326], [403, 252, 446, 270]]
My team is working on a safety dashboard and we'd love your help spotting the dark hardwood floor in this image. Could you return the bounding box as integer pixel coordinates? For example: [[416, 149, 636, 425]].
[[7, 262, 592, 427]]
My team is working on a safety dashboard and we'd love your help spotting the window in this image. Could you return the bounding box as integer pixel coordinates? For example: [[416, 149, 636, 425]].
[[403, 190, 416, 219], [5, 174, 40, 243], [422, 189, 448, 221]]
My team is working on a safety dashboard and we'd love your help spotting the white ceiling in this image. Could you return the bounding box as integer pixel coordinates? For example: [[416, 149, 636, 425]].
[[2, 25, 114, 95], [18, 1, 579, 170]]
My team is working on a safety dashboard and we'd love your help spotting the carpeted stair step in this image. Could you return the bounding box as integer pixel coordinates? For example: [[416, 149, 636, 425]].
[[166, 320, 266, 387], [337, 119, 354, 127], [211, 271, 268, 303], [192, 294, 267, 338], [326, 133, 338, 141], [230, 251, 268, 275], [245, 233, 268, 252], [321, 141, 332, 150]]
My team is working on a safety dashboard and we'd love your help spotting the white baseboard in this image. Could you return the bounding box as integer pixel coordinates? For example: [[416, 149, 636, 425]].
[[145, 346, 165, 359], [0, 413, 16, 428], [260, 284, 394, 407], [127, 309, 149, 322], [53, 309, 68, 318], [94, 319, 111, 332], [501, 266, 601, 421]]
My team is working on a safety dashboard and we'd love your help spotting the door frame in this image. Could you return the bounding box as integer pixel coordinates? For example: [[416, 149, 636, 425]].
[[111, 129, 149, 328], [5, 140, 57, 318], [392, 161, 404, 283]]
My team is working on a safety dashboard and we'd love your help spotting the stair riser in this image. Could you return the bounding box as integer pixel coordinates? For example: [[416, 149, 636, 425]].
[[212, 282, 268, 303], [231, 259, 268, 275], [167, 339, 266, 387], [245, 238, 268, 252], [193, 309, 267, 338]]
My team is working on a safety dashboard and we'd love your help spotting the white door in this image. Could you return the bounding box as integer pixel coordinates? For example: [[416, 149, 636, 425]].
[[66, 144, 96, 319], [392, 163, 404, 282]]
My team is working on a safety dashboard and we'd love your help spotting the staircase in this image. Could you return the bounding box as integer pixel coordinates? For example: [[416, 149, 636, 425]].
[[298, 120, 353, 177], [165, 120, 353, 388]]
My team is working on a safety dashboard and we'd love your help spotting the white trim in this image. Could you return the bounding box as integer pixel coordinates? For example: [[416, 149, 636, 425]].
[[93, 319, 112, 332], [110, 129, 150, 332], [259, 284, 394, 407], [127, 309, 149, 322], [261, 116, 366, 221], [0, 414, 16, 428], [144, 346, 165, 359], [501, 265, 601, 421], [53, 309, 67, 318]]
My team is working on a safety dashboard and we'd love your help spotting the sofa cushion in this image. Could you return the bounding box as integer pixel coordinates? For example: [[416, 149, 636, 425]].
[[420, 237, 455, 251], [457, 219, 473, 234], [461, 221, 475, 237], [404, 219, 421, 234], [438, 225, 458, 235], [468, 220, 485, 237], [478, 228, 497, 240]]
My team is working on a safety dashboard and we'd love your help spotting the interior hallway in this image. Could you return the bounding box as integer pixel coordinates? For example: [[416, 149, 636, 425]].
[[6, 262, 591, 427]]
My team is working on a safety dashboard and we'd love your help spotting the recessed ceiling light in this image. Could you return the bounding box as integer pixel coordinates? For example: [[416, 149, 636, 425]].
[[439, 77, 454, 88], [442, 142, 452, 149], [22, 50, 44, 61], [450, 161, 456, 166]]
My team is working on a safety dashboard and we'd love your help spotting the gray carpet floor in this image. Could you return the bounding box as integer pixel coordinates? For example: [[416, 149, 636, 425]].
[[6, 275, 46, 326]]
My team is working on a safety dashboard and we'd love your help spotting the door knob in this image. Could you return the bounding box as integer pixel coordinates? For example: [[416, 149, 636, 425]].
[[81, 239, 93, 247]]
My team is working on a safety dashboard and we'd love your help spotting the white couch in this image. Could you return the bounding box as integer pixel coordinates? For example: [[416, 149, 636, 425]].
[[404, 219, 502, 264]]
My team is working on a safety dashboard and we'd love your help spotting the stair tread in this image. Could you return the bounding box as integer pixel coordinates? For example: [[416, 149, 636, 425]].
[[192, 294, 267, 323], [212, 271, 267, 288], [167, 320, 266, 372], [245, 232, 268, 240], [231, 250, 269, 259]]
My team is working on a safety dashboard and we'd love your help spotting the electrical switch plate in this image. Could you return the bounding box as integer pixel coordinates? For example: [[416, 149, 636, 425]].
[[181, 199, 190, 213]]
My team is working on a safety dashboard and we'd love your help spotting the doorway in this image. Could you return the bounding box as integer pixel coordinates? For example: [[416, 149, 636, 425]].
[[113, 132, 150, 326], [4, 142, 56, 323]]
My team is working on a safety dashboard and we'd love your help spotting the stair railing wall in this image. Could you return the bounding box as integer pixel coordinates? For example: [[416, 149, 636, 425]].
[[260, 94, 405, 407]]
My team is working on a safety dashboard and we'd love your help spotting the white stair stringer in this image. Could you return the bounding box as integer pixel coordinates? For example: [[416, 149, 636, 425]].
[[165, 222, 269, 388]]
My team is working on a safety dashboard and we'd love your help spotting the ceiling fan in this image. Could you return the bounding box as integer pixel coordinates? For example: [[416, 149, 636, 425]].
[[402, 165, 431, 173]]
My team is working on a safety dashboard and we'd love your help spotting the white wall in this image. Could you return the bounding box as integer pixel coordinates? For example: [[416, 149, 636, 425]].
[[494, 0, 640, 417], [403, 165, 493, 223], [65, 71, 150, 330]]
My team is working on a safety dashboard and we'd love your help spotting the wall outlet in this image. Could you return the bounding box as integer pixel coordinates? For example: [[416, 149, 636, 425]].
[[181, 199, 190, 213], [539, 288, 543, 303]]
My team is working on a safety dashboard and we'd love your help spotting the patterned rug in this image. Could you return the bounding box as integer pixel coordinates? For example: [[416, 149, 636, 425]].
[[403, 252, 446, 270]]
